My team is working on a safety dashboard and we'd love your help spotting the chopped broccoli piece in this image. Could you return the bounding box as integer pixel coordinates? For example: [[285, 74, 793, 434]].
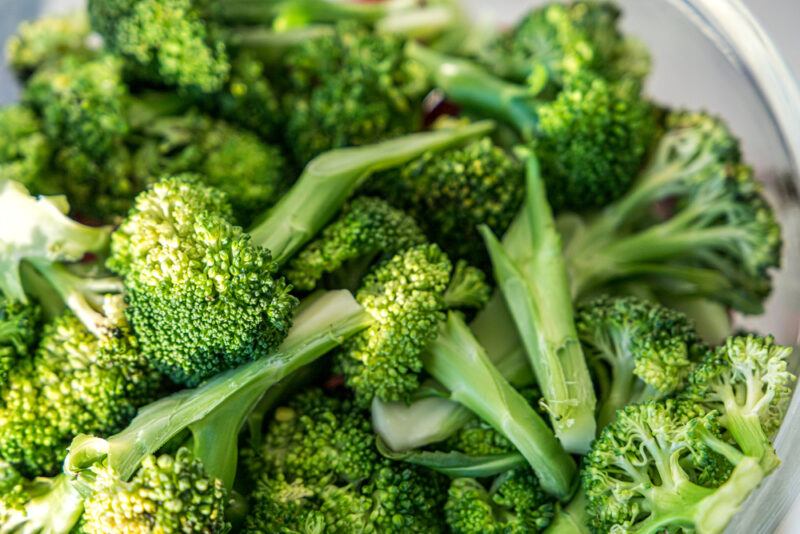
[[565, 111, 782, 314], [286, 196, 427, 291], [576, 294, 706, 428], [481, 155, 597, 453], [5, 13, 93, 76], [583, 400, 770, 533], [407, 42, 655, 211], [366, 137, 524, 267], [284, 22, 428, 164], [244, 387, 447, 533], [445, 468, 556, 533], [481, 1, 649, 88], [81, 448, 229, 533], [0, 312, 161, 477]]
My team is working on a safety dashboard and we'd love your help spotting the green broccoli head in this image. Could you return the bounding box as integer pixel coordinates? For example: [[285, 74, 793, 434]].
[[0, 312, 161, 477], [367, 137, 524, 267], [583, 400, 764, 533], [109, 175, 297, 385], [284, 22, 427, 164], [88, 0, 230, 92], [245, 387, 446, 533], [482, 1, 650, 88], [24, 55, 129, 159], [81, 447, 229, 533], [133, 112, 289, 225], [0, 295, 40, 388], [533, 72, 655, 210], [286, 196, 427, 292], [576, 295, 705, 427], [5, 13, 93, 76], [338, 244, 451, 406], [681, 335, 794, 470], [0, 105, 54, 191], [445, 468, 556, 534]]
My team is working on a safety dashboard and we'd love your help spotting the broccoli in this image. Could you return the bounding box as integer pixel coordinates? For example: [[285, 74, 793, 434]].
[[0, 105, 54, 190], [583, 400, 770, 533], [244, 388, 447, 533], [80, 448, 229, 533], [564, 111, 782, 314], [5, 12, 93, 77], [407, 42, 655, 211], [132, 112, 290, 225], [285, 195, 427, 291], [481, 155, 597, 453], [0, 180, 113, 326], [283, 22, 428, 165], [109, 123, 490, 385], [480, 1, 650, 89], [445, 468, 556, 534], [681, 335, 794, 473], [0, 462, 83, 532], [27, 291, 370, 532], [0, 312, 161, 477], [365, 136, 524, 267], [576, 295, 706, 428], [86, 0, 404, 93]]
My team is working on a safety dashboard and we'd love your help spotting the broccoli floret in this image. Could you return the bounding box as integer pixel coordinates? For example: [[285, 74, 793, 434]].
[[133, 113, 290, 224], [0, 179, 112, 312], [286, 196, 427, 291], [583, 400, 771, 533], [407, 43, 655, 211], [0, 105, 54, 190], [445, 468, 556, 534], [481, 1, 649, 88], [108, 174, 294, 385], [5, 13, 93, 76], [244, 387, 447, 533], [81, 448, 229, 533], [680, 335, 794, 473], [284, 22, 428, 165], [0, 294, 40, 388], [110, 124, 491, 384], [481, 155, 597, 454], [0, 312, 161, 477], [565, 111, 782, 314], [576, 295, 706, 428], [24, 55, 129, 160], [366, 137, 524, 267]]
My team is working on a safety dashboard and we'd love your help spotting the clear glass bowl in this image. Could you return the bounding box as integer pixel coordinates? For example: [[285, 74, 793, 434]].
[[1, 1, 799, 532]]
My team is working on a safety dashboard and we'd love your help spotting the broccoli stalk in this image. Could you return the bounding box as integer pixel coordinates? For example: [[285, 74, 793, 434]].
[[481, 155, 596, 454], [249, 120, 494, 264], [563, 112, 781, 314], [406, 42, 654, 210], [0, 465, 84, 533], [424, 312, 577, 500], [5, 291, 370, 532]]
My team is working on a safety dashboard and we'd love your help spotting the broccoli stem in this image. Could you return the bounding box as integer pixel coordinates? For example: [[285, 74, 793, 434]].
[[65, 290, 372, 486], [249, 121, 494, 264], [723, 405, 781, 473], [1, 474, 85, 533], [405, 42, 539, 139], [423, 312, 576, 500], [482, 156, 596, 454], [596, 356, 636, 430], [545, 491, 590, 534], [210, 0, 388, 25], [372, 292, 531, 451]]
